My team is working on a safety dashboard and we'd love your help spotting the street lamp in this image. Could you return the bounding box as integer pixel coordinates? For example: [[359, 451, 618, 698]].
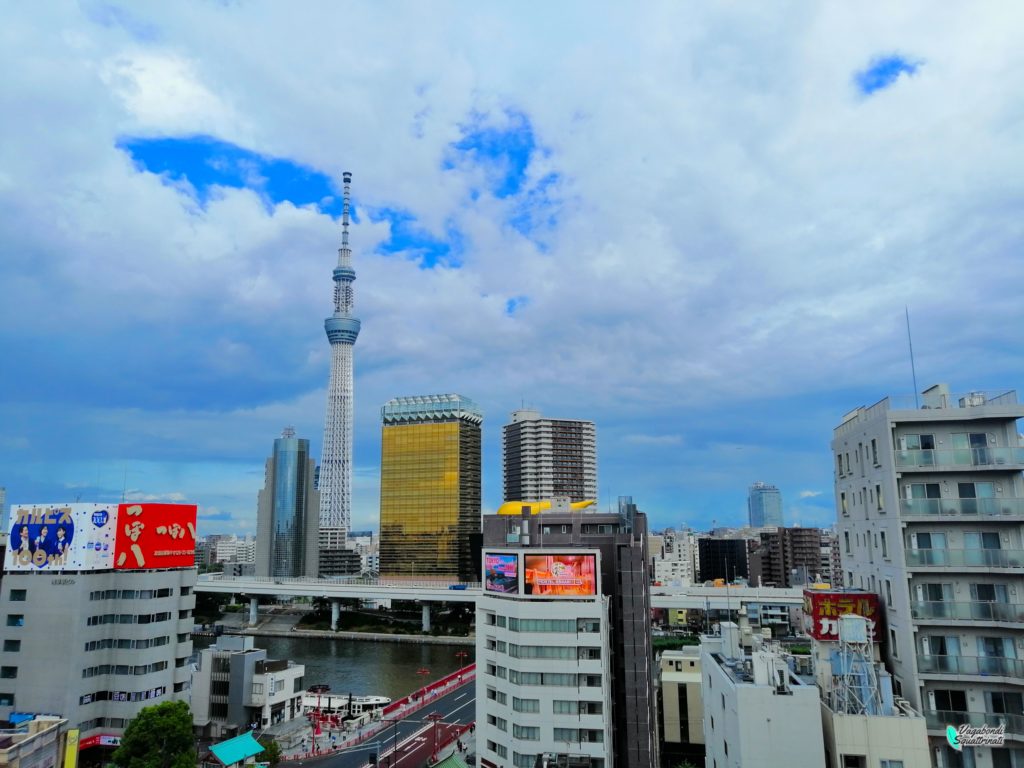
[[454, 650, 469, 666], [427, 712, 444, 763]]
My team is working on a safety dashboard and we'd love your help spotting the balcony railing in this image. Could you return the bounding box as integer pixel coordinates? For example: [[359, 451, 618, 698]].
[[910, 601, 1024, 623], [905, 549, 1024, 568], [900, 498, 1024, 518], [916, 654, 1024, 678], [924, 709, 1024, 738], [896, 447, 1024, 470]]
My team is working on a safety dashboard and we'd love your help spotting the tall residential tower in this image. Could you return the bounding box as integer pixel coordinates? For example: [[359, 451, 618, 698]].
[[833, 384, 1024, 766], [319, 171, 360, 550], [502, 409, 597, 503]]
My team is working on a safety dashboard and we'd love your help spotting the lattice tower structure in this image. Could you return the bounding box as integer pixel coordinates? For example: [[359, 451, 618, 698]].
[[319, 171, 361, 541]]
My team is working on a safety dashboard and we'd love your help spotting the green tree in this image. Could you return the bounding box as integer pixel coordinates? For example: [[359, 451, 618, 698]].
[[111, 700, 196, 768], [257, 736, 281, 767]]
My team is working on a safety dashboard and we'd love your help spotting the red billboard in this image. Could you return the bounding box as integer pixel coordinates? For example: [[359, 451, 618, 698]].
[[803, 588, 880, 641], [114, 503, 197, 570], [524, 554, 598, 597]]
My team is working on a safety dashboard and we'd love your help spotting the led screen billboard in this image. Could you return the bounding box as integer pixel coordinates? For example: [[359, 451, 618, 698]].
[[523, 553, 598, 597], [7, 503, 118, 572], [484, 553, 519, 594], [802, 588, 880, 641], [114, 503, 197, 570]]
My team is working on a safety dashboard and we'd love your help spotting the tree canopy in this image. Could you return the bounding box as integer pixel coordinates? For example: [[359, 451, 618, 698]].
[[111, 700, 196, 768]]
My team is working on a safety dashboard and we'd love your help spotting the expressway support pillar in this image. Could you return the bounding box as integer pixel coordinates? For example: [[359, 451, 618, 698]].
[[331, 600, 341, 631], [422, 603, 431, 633], [248, 597, 258, 627]]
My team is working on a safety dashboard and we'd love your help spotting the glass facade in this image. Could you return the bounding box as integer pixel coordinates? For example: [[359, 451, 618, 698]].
[[748, 482, 783, 527], [379, 396, 482, 580], [270, 436, 311, 577]]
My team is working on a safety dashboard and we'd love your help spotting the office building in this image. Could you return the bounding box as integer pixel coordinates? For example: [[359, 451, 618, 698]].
[[191, 636, 305, 739], [701, 622, 826, 768], [748, 481, 783, 528], [503, 410, 597, 503], [214, 535, 256, 565], [478, 498, 658, 768], [748, 527, 823, 587], [651, 529, 695, 587], [0, 502, 198, 759], [255, 428, 319, 579], [696, 537, 749, 583], [657, 647, 704, 767], [820, 530, 844, 587], [379, 394, 482, 581], [833, 384, 1024, 766], [319, 171, 360, 552]]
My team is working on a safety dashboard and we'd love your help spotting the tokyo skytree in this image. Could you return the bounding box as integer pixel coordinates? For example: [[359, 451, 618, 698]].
[[318, 171, 360, 545]]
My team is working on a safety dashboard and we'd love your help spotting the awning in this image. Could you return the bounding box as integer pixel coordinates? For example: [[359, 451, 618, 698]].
[[209, 732, 265, 766]]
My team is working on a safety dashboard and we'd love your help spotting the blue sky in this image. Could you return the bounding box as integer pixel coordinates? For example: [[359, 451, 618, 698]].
[[2, 3, 1024, 537]]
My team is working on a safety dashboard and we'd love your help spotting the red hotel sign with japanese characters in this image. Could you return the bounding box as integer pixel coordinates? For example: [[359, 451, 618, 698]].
[[113, 503, 197, 570], [803, 589, 880, 641]]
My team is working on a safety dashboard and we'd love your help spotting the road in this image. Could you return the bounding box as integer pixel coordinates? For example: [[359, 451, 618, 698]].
[[294, 683, 476, 768]]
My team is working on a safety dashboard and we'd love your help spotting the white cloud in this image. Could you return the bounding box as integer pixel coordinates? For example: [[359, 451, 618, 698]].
[[799, 490, 825, 499], [3, 3, 1024, 532]]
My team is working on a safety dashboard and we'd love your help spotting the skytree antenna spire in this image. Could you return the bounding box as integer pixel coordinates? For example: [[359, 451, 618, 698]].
[[319, 171, 360, 559]]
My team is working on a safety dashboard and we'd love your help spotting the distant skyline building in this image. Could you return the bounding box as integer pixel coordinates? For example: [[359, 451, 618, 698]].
[[318, 171, 360, 549], [748, 526, 823, 587], [378, 394, 482, 581], [747, 480, 783, 527], [502, 409, 597, 503], [696, 537, 749, 583], [256, 428, 319, 579]]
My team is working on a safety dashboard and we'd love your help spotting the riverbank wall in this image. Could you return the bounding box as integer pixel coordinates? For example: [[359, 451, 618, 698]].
[[233, 626, 475, 646]]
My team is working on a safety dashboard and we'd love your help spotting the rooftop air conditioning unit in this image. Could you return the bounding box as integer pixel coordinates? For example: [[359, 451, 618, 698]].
[[960, 393, 987, 407]]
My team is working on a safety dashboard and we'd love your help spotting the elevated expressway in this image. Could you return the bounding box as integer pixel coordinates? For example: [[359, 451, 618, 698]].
[[195, 574, 804, 630]]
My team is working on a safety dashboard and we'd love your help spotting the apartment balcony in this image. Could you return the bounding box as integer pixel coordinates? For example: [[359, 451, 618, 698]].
[[900, 498, 1024, 520], [924, 709, 1024, 742], [916, 653, 1024, 681], [905, 548, 1024, 570], [911, 601, 1024, 625], [896, 447, 1024, 471]]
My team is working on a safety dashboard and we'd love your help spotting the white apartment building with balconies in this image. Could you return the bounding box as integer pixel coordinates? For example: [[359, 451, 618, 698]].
[[833, 384, 1024, 768]]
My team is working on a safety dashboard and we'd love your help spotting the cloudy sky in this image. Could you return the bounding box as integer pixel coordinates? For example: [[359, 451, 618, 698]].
[[3, 2, 1023, 537]]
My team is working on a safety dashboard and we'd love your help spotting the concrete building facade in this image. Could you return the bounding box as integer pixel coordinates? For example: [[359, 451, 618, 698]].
[[480, 500, 658, 768], [0, 568, 196, 744], [503, 410, 597, 504], [657, 647, 704, 766], [701, 623, 826, 768], [191, 636, 305, 739], [833, 384, 1024, 767], [748, 527, 824, 588], [255, 429, 319, 579]]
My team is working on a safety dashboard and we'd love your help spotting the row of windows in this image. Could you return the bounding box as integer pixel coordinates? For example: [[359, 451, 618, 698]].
[[552, 728, 603, 743], [87, 612, 172, 626], [85, 635, 170, 652], [82, 660, 168, 678], [507, 698, 604, 717], [506, 671, 602, 687], [508, 644, 601, 660], [89, 588, 175, 601], [79, 685, 170, 705]]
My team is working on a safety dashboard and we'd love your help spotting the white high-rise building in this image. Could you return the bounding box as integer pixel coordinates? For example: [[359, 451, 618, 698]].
[[318, 172, 360, 547], [834, 384, 1024, 766], [502, 409, 597, 503]]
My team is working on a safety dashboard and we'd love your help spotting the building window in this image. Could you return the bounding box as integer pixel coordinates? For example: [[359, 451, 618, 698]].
[[2, 641, 19, 653], [0, 667, 16, 679], [880, 762, 904, 768], [880, 532, 888, 559], [8, 590, 26, 602], [889, 630, 898, 658], [0, 694, 14, 707], [512, 697, 539, 713], [841, 492, 848, 516], [876, 484, 883, 511], [871, 439, 879, 466], [885, 580, 893, 608], [488, 715, 508, 732], [6, 616, 23, 627], [844, 532, 851, 554], [512, 725, 538, 740]]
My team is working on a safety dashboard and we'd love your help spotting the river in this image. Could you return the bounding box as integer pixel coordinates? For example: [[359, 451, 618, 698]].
[[196, 634, 474, 700]]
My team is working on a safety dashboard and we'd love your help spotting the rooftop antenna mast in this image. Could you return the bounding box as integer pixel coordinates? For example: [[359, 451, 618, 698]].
[[906, 307, 919, 408]]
